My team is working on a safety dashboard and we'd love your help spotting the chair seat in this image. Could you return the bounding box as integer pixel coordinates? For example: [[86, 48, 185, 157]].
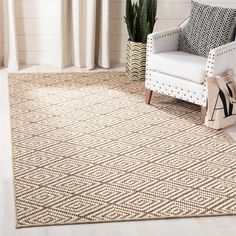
[[149, 51, 208, 84]]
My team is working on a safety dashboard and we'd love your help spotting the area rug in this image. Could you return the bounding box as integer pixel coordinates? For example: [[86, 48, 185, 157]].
[[9, 72, 236, 228]]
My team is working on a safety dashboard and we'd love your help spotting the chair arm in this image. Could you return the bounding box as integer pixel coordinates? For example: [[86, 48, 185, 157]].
[[206, 41, 236, 77], [202, 41, 236, 107], [147, 27, 181, 56]]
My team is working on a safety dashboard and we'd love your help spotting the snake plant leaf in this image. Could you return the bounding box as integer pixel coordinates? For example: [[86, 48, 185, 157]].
[[124, 0, 133, 40], [136, 2, 141, 41], [150, 0, 157, 32], [139, 0, 143, 11], [140, 0, 148, 43], [124, 0, 157, 43]]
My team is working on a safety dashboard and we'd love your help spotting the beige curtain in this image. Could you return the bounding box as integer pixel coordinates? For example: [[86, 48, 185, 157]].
[[0, 0, 18, 70], [56, 0, 110, 70]]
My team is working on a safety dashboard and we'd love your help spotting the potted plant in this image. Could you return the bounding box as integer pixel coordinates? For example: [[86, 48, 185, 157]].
[[124, 0, 157, 81]]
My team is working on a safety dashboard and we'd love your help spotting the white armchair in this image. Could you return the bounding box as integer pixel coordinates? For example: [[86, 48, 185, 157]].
[[145, 19, 236, 120]]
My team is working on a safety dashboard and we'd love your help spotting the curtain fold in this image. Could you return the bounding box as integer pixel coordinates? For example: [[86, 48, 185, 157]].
[[57, 0, 110, 70], [1, 0, 18, 70]]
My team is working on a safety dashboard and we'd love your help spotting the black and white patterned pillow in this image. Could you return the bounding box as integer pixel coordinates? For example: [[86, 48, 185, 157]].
[[179, 1, 236, 57]]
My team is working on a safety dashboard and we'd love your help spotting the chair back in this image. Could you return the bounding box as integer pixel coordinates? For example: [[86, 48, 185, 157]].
[[178, 18, 189, 48]]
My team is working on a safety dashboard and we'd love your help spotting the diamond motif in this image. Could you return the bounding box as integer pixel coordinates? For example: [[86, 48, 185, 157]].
[[77, 166, 125, 182], [177, 190, 227, 209], [43, 143, 88, 157], [48, 176, 101, 194], [16, 168, 67, 186], [14, 136, 60, 151], [116, 192, 170, 212], [17, 187, 72, 207], [44, 158, 95, 175], [108, 173, 158, 191], [81, 184, 134, 203]]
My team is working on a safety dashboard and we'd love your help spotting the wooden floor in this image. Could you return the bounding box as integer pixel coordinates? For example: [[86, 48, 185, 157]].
[[1, 66, 236, 236]]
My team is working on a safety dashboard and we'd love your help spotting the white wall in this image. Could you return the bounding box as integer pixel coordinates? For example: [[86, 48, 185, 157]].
[[15, 0, 236, 65]]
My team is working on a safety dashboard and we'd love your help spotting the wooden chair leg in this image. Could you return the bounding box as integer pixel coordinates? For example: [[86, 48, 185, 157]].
[[200, 106, 207, 122], [145, 89, 153, 104]]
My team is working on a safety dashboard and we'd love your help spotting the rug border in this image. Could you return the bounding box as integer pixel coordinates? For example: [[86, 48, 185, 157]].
[[16, 212, 236, 229]]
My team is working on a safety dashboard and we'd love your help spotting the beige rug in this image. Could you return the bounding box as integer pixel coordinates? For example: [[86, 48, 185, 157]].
[[9, 72, 236, 228]]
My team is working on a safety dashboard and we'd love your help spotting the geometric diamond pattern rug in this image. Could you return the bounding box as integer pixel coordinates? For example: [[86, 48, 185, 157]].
[[8, 72, 236, 228]]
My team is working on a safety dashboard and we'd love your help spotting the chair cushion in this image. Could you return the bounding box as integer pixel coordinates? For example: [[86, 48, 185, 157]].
[[149, 51, 208, 84], [179, 1, 236, 57]]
